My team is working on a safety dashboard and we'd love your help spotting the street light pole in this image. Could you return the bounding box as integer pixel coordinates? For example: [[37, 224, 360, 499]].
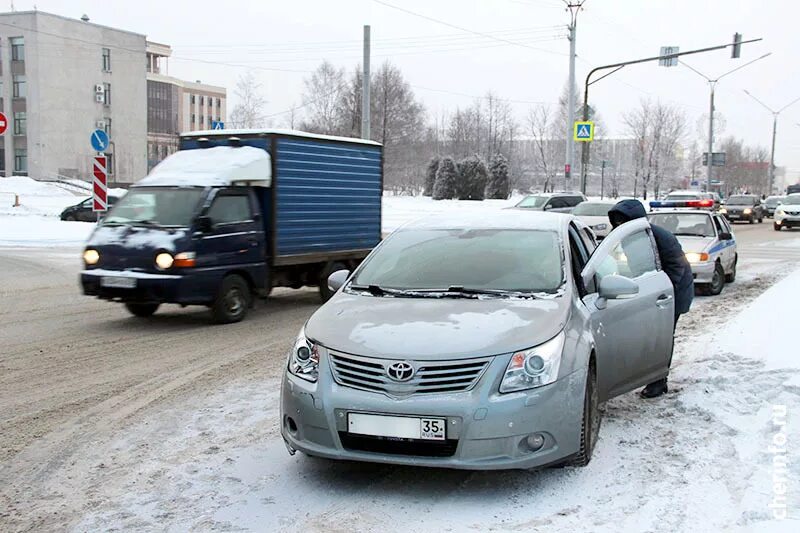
[[741, 90, 800, 193], [563, 1, 587, 190]]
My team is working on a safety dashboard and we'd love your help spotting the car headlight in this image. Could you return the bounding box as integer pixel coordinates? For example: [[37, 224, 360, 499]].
[[287, 329, 319, 382], [719, 208, 727, 214], [592, 223, 608, 231], [685, 252, 709, 263], [743, 208, 752, 214], [83, 249, 100, 266], [155, 252, 174, 270], [500, 331, 565, 393]]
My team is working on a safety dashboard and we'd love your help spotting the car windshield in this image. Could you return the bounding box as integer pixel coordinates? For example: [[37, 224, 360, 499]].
[[649, 213, 714, 237], [665, 194, 700, 201], [727, 196, 756, 205], [572, 203, 613, 216], [765, 197, 783, 207], [516, 195, 548, 208], [103, 187, 206, 227], [783, 195, 800, 206], [352, 228, 564, 294]]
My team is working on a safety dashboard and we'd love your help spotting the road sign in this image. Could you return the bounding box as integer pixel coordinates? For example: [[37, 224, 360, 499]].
[[0, 112, 7, 135], [93, 156, 108, 212], [91, 129, 110, 152], [211, 121, 225, 130], [574, 121, 594, 142], [659, 46, 680, 67], [702, 152, 727, 167]]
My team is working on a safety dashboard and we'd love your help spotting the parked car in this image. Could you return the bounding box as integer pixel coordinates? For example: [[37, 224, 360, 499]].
[[648, 209, 737, 296], [658, 190, 716, 211], [281, 211, 675, 470], [513, 192, 587, 213], [571, 200, 616, 239], [764, 196, 785, 218], [60, 196, 120, 221], [774, 194, 800, 231], [81, 130, 383, 323], [719, 195, 764, 223]]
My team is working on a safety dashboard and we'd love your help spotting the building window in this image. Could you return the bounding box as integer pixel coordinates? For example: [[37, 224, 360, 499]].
[[14, 148, 27, 173], [13, 111, 26, 135], [11, 37, 24, 61], [104, 117, 111, 136], [103, 83, 111, 106], [200, 96, 205, 106], [12, 75, 26, 98], [216, 97, 221, 108], [104, 152, 114, 175], [191, 94, 195, 105], [200, 116, 204, 126], [102, 48, 111, 72]]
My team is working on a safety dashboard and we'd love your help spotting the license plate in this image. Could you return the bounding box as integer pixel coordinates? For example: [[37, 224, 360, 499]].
[[100, 276, 137, 289], [348, 413, 446, 441]]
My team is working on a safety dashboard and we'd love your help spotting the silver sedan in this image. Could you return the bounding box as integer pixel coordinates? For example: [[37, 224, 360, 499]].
[[280, 211, 675, 470]]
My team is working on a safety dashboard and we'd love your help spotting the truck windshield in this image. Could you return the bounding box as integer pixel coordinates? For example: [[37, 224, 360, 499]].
[[352, 228, 564, 293], [103, 187, 206, 227]]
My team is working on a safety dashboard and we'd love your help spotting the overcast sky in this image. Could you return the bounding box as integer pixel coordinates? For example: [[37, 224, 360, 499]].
[[14, 0, 800, 180]]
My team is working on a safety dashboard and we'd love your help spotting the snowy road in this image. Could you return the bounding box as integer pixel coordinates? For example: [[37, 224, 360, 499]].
[[0, 223, 798, 532]]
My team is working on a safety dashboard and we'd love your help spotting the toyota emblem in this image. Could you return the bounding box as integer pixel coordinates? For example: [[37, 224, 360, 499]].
[[386, 361, 415, 382]]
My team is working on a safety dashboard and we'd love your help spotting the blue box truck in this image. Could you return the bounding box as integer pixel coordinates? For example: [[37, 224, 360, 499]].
[[80, 129, 383, 323]]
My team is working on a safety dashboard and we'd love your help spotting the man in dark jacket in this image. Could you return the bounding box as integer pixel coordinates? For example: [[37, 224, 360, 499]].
[[608, 200, 694, 398]]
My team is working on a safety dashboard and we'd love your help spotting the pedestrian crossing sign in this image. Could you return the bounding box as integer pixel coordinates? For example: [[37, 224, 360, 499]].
[[574, 121, 594, 142]]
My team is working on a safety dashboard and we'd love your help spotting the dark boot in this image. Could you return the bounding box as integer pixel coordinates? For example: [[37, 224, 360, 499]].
[[640, 378, 668, 399]]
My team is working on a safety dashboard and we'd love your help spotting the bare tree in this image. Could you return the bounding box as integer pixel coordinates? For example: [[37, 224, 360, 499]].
[[229, 71, 266, 129], [527, 105, 559, 192], [300, 61, 346, 135]]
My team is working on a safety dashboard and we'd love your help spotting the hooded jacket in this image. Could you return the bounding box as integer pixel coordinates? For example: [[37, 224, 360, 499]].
[[608, 200, 694, 316]]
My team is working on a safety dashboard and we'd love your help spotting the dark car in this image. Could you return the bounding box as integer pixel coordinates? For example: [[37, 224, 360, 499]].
[[60, 196, 120, 222], [764, 196, 784, 218], [514, 191, 587, 213], [721, 195, 764, 224]]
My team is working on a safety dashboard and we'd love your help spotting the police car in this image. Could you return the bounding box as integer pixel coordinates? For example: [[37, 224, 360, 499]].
[[647, 206, 737, 296]]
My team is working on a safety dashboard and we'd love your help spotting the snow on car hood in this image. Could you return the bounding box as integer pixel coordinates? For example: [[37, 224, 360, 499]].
[[305, 291, 569, 361], [675, 235, 714, 254]]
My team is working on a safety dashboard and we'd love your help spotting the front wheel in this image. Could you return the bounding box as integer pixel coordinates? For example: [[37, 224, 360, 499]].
[[125, 302, 159, 317], [700, 262, 725, 296], [749, 215, 755, 224], [212, 274, 251, 324], [567, 361, 600, 467]]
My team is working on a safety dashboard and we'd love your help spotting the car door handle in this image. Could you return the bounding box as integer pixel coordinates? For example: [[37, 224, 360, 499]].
[[656, 294, 673, 308]]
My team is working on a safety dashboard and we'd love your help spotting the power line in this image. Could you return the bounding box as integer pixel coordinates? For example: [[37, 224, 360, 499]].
[[369, 0, 567, 56]]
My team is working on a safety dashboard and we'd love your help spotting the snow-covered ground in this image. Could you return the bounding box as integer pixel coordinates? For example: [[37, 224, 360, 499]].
[[64, 264, 800, 532]]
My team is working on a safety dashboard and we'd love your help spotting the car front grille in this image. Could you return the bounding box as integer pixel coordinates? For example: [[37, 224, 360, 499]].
[[328, 351, 491, 396], [338, 432, 458, 457]]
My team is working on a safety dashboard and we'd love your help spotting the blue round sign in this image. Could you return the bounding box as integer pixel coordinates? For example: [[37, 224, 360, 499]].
[[91, 129, 110, 152]]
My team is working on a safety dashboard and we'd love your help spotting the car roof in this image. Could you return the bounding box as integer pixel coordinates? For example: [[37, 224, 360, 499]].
[[402, 209, 570, 232], [576, 200, 616, 205], [523, 191, 584, 197]]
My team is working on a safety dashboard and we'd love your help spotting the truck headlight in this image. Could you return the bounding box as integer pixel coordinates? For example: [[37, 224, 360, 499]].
[[288, 329, 319, 383], [500, 331, 565, 393], [155, 252, 174, 270], [83, 249, 100, 266]]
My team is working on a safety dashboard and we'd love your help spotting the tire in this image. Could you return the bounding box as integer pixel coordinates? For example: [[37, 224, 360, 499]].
[[212, 274, 251, 324], [64, 214, 76, 222], [774, 223, 782, 232], [125, 302, 159, 317], [702, 262, 725, 296], [748, 215, 755, 224], [758, 215, 763, 223], [725, 255, 737, 283], [567, 361, 600, 467], [319, 261, 347, 302]]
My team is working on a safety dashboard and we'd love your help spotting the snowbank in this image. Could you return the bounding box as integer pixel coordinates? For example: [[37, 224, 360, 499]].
[[0, 215, 95, 247], [0, 176, 82, 218]]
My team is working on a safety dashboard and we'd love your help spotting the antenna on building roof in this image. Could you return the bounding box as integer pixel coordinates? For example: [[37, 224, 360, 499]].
[[81, 14, 90, 22]]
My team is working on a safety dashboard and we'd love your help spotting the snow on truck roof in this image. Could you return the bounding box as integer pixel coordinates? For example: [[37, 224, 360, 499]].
[[181, 128, 383, 147], [136, 146, 271, 188]]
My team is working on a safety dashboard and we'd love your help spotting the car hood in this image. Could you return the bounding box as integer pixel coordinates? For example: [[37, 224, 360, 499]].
[[305, 291, 570, 361], [85, 224, 191, 271], [675, 236, 714, 254]]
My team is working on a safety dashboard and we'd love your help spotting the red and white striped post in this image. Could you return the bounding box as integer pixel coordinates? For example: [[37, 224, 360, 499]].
[[93, 156, 108, 220]]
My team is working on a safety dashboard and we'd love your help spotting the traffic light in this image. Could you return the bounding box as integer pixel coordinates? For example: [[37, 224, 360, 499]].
[[732, 33, 742, 58]]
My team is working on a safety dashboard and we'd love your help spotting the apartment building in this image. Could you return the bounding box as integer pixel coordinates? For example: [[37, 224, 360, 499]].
[[146, 42, 226, 170], [0, 10, 147, 182]]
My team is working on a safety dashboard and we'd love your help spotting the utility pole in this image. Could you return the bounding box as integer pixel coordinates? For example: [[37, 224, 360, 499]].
[[563, 1, 586, 191], [600, 159, 606, 199], [742, 90, 800, 194], [707, 86, 715, 192], [361, 25, 371, 140]]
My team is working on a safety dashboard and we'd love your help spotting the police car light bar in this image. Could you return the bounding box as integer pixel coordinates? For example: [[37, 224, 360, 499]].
[[650, 199, 714, 209]]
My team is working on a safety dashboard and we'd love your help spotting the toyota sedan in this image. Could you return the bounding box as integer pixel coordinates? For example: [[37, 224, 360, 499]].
[[280, 211, 675, 470]]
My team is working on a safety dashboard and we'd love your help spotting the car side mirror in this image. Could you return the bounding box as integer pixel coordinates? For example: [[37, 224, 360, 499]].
[[719, 231, 732, 241], [196, 215, 212, 233], [596, 275, 638, 310], [327, 269, 351, 293], [543, 204, 552, 211]]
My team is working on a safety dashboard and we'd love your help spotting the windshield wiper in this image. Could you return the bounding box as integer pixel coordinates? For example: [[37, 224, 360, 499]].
[[130, 219, 164, 228], [348, 284, 422, 297], [442, 286, 542, 299], [673, 232, 709, 237]]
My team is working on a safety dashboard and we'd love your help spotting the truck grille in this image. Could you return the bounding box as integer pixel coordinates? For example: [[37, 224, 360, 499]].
[[328, 351, 491, 396]]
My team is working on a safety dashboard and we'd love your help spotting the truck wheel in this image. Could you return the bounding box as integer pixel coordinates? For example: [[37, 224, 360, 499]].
[[212, 275, 251, 324], [125, 302, 159, 317], [319, 262, 347, 302], [725, 255, 737, 283], [566, 360, 600, 467]]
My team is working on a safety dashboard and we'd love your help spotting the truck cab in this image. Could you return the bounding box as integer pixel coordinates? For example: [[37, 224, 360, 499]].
[[81, 130, 383, 323]]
